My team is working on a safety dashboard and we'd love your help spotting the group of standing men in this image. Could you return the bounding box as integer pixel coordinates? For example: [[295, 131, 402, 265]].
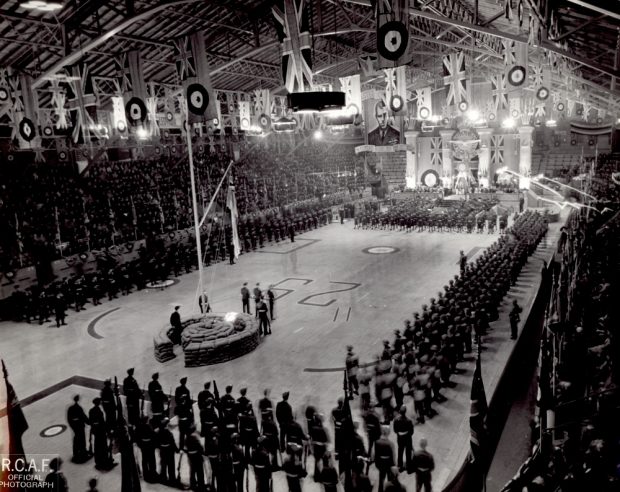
[[241, 282, 275, 336]]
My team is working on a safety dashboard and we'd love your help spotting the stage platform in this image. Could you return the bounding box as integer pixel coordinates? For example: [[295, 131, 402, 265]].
[[0, 217, 563, 491]]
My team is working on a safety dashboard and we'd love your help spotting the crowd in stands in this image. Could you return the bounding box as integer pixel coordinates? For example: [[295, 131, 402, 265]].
[[0, 141, 365, 274], [500, 154, 619, 491], [355, 195, 506, 233]]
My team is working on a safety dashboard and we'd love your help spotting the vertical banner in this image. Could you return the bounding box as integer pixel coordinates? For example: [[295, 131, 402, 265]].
[[339, 74, 363, 121], [415, 86, 432, 120], [272, 0, 313, 93], [253, 89, 271, 129], [363, 89, 401, 147], [384, 66, 407, 116], [376, 0, 412, 69], [443, 52, 469, 111], [504, 40, 528, 88], [239, 100, 251, 130]]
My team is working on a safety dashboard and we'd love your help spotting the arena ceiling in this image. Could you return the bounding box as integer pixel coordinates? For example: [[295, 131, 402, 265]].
[[0, 0, 619, 106]]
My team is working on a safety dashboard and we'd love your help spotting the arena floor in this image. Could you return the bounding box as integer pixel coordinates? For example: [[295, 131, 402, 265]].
[[0, 219, 562, 491]]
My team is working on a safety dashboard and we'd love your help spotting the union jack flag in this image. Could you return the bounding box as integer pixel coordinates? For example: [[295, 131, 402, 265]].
[[443, 52, 468, 106], [491, 135, 505, 165], [431, 137, 443, 167], [491, 74, 508, 112], [174, 36, 196, 82], [272, 0, 313, 93]]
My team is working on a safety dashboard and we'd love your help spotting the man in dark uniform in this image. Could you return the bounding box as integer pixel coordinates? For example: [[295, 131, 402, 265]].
[[174, 377, 193, 449], [123, 368, 141, 428], [267, 285, 276, 321], [310, 413, 329, 480], [100, 380, 117, 431], [185, 426, 206, 491], [413, 438, 435, 492], [148, 372, 167, 426], [67, 395, 90, 463], [239, 402, 259, 460], [205, 426, 221, 490], [331, 398, 345, 463], [258, 388, 274, 424], [135, 415, 157, 482], [236, 387, 251, 414], [241, 282, 251, 314], [346, 346, 360, 395], [197, 381, 214, 411], [54, 293, 67, 328], [257, 297, 272, 336], [459, 250, 467, 274], [364, 408, 381, 473], [231, 433, 247, 492], [157, 419, 178, 485], [261, 413, 280, 469], [253, 283, 262, 317], [509, 299, 522, 340], [228, 241, 236, 265], [89, 398, 114, 470], [275, 391, 293, 452], [169, 305, 182, 344], [44, 457, 68, 492], [375, 426, 395, 492], [393, 405, 414, 472], [252, 437, 272, 492], [283, 443, 307, 492]]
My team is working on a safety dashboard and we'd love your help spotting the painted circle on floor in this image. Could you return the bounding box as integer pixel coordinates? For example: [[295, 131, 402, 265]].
[[40, 424, 67, 438], [146, 278, 179, 289], [363, 246, 400, 255]]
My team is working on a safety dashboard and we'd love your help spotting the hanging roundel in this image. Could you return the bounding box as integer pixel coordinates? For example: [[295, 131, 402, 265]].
[[377, 21, 409, 61], [212, 117, 220, 127], [507, 65, 526, 86], [0, 87, 9, 103], [166, 111, 174, 122], [42, 126, 54, 137], [346, 103, 360, 116], [570, 139, 577, 146], [258, 114, 271, 130], [418, 107, 431, 120], [511, 108, 520, 118], [488, 113, 496, 121], [458, 101, 468, 112], [58, 150, 68, 161], [588, 138, 595, 146], [441, 117, 450, 126], [536, 87, 550, 101], [556, 102, 565, 112], [125, 97, 147, 125], [240, 117, 250, 130], [390, 95, 404, 113], [421, 169, 440, 188], [187, 83, 209, 115], [19, 117, 36, 142], [7, 154, 15, 162], [116, 120, 127, 133], [596, 117, 603, 124]]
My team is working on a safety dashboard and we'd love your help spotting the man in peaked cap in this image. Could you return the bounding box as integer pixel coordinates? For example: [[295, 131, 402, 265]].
[[123, 368, 141, 427]]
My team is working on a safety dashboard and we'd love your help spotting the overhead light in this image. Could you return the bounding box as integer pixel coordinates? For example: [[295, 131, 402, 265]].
[[313, 130, 323, 140], [466, 109, 480, 121], [136, 128, 149, 139], [20, 1, 63, 11], [545, 119, 557, 127], [502, 118, 516, 129]]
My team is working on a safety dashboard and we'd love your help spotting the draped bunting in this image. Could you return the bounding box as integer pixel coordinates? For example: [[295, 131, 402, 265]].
[[339, 75, 363, 120]]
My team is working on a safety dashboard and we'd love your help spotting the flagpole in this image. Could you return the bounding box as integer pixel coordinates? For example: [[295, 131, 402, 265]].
[[186, 114, 205, 313], [197, 159, 235, 228]]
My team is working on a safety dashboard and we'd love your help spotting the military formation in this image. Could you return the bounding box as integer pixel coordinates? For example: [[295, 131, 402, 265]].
[[354, 195, 504, 233]]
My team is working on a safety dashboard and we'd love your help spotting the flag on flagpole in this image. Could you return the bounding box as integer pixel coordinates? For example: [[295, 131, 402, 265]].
[[1, 360, 29, 488], [226, 174, 241, 259], [469, 351, 488, 463]]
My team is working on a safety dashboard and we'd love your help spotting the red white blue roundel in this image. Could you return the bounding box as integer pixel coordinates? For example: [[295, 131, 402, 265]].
[[418, 107, 431, 120], [458, 101, 468, 112], [346, 103, 360, 116], [377, 21, 409, 61], [166, 111, 173, 122], [19, 117, 36, 141], [240, 117, 250, 130], [511, 108, 520, 118], [125, 97, 147, 124], [507, 66, 526, 86], [442, 117, 450, 126], [58, 150, 67, 161], [258, 114, 271, 130], [488, 113, 496, 121], [556, 102, 565, 112], [0, 87, 9, 103], [421, 169, 440, 187], [187, 83, 209, 115], [42, 126, 54, 137], [212, 117, 220, 127], [536, 87, 549, 101], [390, 95, 404, 113], [117, 120, 127, 133]]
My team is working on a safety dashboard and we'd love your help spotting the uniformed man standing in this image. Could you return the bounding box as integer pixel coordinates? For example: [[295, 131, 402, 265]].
[[89, 398, 114, 470], [393, 405, 414, 472], [148, 372, 167, 426], [239, 403, 259, 460], [459, 250, 467, 274], [257, 297, 272, 336], [100, 380, 117, 431], [157, 419, 178, 485], [174, 377, 193, 449], [241, 283, 251, 314], [413, 438, 435, 492], [252, 437, 272, 492], [197, 381, 214, 412], [267, 286, 276, 321], [258, 388, 274, 424], [135, 415, 157, 482], [169, 305, 183, 345], [122, 368, 141, 428], [67, 395, 90, 463], [253, 283, 262, 316], [509, 299, 522, 340], [346, 346, 360, 395], [185, 426, 206, 491], [374, 426, 395, 492], [282, 443, 307, 492], [276, 391, 293, 452]]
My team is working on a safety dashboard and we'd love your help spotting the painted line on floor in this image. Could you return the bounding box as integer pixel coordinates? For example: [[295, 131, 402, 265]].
[[86, 307, 121, 340], [304, 361, 378, 373], [294, 326, 305, 333], [346, 307, 351, 322], [333, 307, 340, 322]]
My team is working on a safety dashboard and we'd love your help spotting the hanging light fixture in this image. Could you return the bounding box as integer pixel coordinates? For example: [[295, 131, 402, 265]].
[[20, 1, 63, 12]]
